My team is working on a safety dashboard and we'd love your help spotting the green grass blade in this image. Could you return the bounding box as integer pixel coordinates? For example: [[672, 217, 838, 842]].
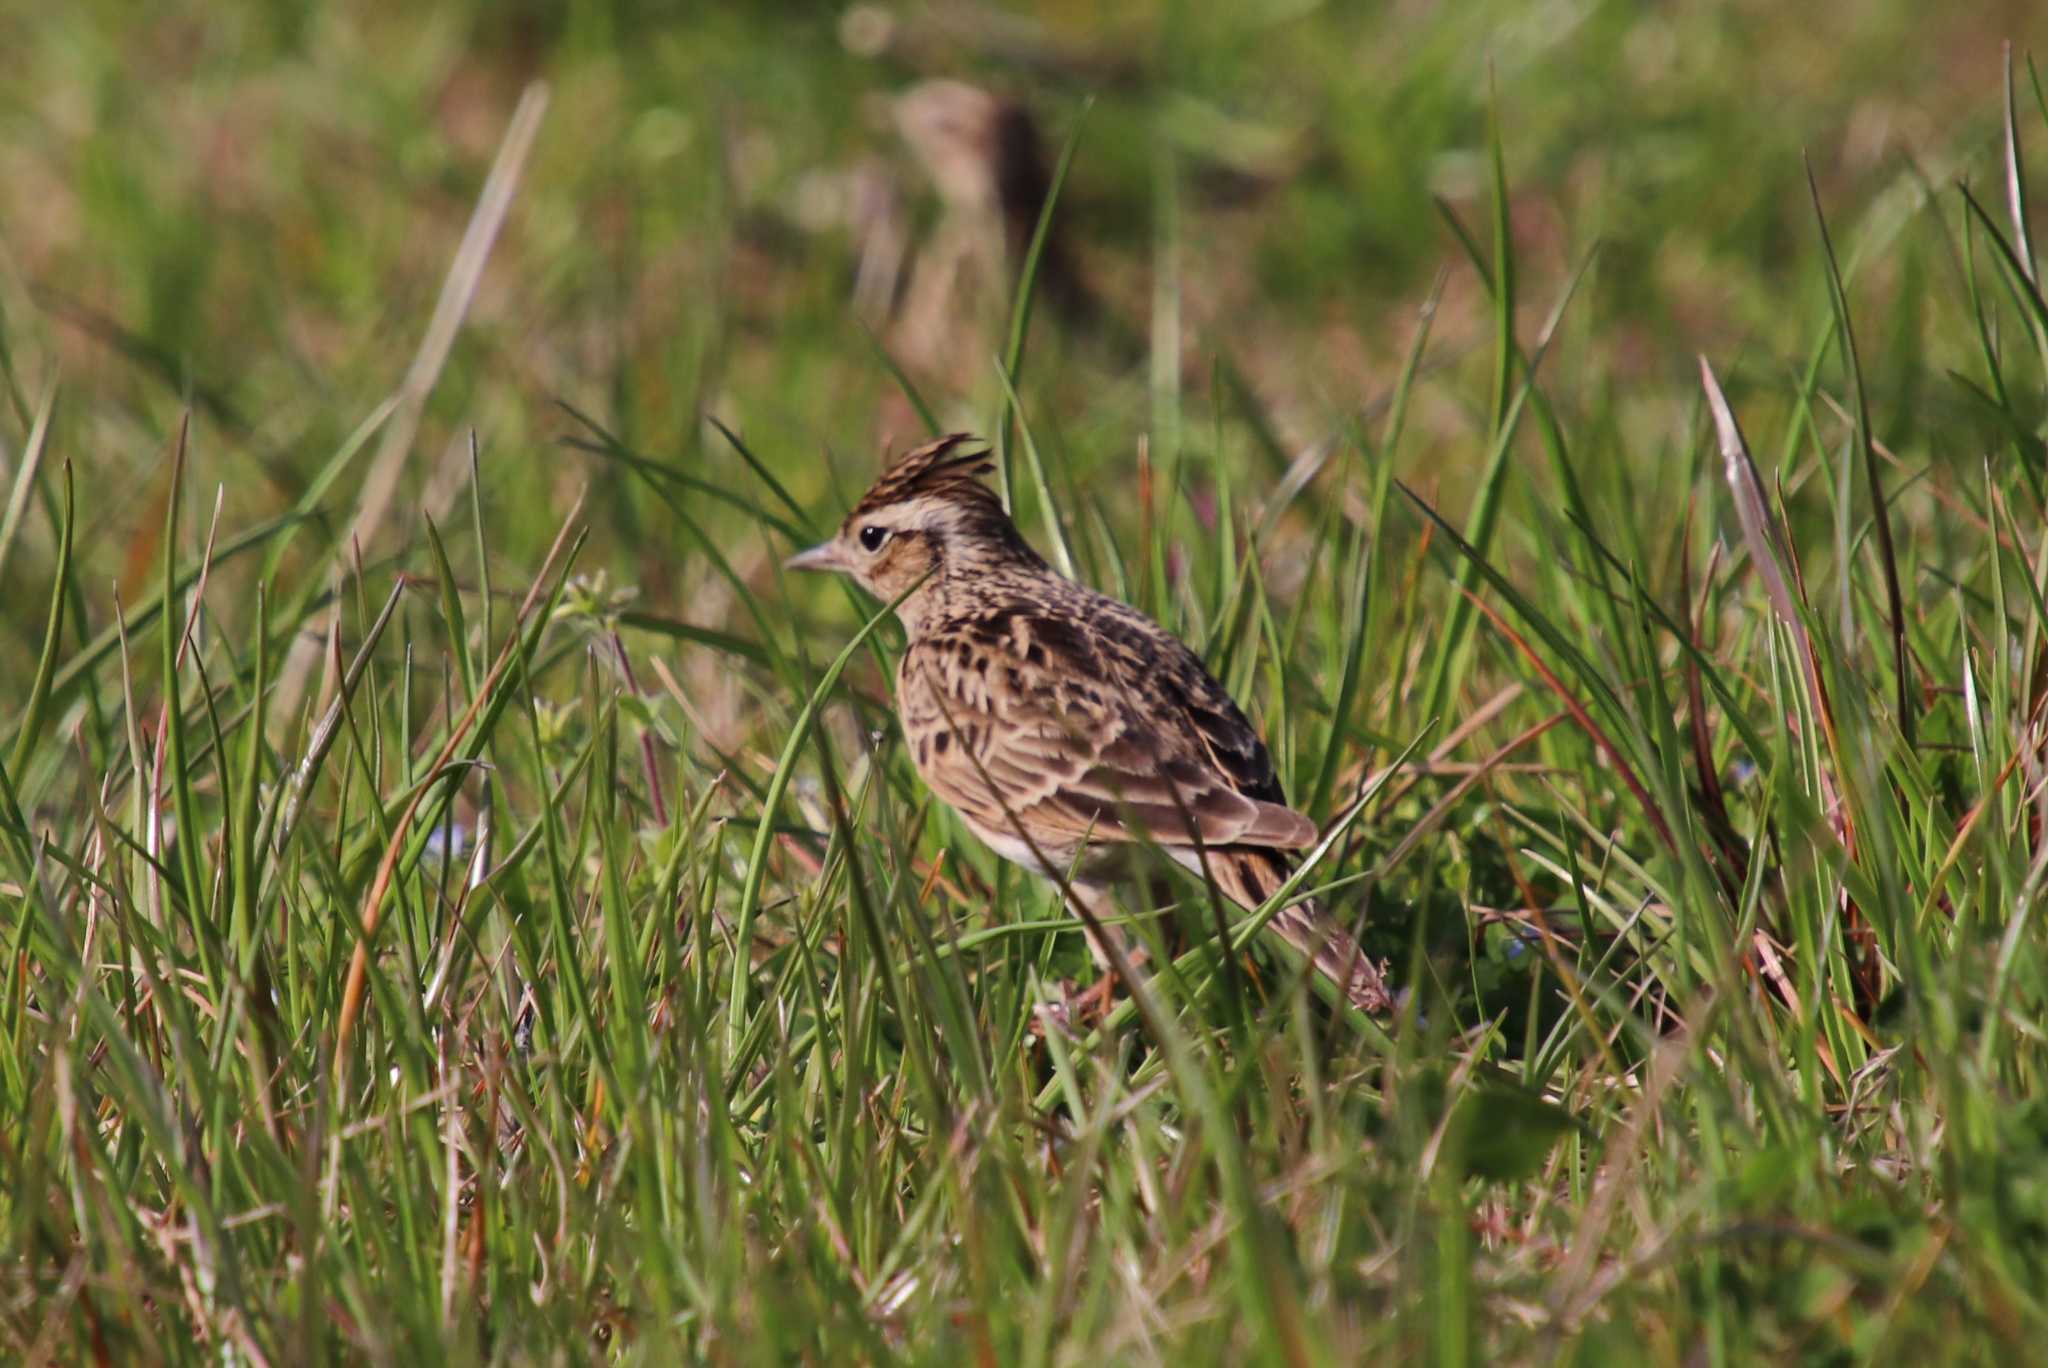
[[8, 460, 72, 778]]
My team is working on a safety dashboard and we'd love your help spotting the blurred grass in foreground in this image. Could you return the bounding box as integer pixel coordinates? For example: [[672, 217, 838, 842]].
[[4, 1, 2048, 1361]]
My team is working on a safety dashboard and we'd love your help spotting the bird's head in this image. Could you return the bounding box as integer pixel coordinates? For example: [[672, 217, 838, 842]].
[[786, 434, 1041, 619]]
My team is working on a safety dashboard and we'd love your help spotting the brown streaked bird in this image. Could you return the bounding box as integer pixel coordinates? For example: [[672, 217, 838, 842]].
[[788, 433, 1391, 1015]]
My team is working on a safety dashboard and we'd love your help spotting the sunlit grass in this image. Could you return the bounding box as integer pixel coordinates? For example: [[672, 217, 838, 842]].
[[3, 3, 2048, 1361]]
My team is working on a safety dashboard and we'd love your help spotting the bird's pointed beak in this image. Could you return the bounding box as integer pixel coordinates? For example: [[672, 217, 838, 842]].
[[785, 541, 848, 574]]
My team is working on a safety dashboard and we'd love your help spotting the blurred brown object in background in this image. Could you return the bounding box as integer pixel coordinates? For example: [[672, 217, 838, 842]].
[[887, 79, 1106, 389]]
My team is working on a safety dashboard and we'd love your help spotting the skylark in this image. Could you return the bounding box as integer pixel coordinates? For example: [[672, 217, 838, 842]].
[[788, 433, 1391, 1015]]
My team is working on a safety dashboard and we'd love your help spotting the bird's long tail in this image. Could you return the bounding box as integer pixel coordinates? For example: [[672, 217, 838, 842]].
[[1205, 846, 1392, 1015]]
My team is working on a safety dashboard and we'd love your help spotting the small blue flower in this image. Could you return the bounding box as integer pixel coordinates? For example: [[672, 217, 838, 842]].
[[424, 821, 471, 865]]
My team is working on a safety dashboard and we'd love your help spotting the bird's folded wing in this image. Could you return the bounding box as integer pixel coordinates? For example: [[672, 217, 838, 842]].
[[900, 637, 1316, 853]]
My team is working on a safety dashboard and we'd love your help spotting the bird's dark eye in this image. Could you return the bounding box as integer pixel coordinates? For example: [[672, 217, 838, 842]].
[[858, 525, 889, 552]]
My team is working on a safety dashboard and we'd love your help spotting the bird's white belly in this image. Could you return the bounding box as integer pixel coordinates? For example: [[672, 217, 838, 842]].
[[969, 825, 1077, 879]]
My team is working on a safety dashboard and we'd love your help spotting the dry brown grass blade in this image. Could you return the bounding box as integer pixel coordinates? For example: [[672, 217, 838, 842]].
[[1374, 702, 1630, 1080], [1375, 707, 1566, 879], [174, 480, 226, 673], [1699, 358, 1799, 629], [1360, 680, 1524, 815], [1914, 687, 2048, 935], [1457, 585, 1678, 856], [332, 489, 585, 1067], [1701, 358, 1890, 1005], [273, 82, 550, 728], [347, 82, 550, 557], [1545, 998, 1710, 1328], [0, 380, 55, 589], [1699, 356, 1848, 826], [2005, 41, 2039, 287]]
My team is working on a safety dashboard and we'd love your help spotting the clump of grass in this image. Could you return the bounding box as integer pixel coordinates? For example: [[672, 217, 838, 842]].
[[4, 12, 2048, 1363]]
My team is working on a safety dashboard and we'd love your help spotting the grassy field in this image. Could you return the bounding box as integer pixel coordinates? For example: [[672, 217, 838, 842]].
[[4, 0, 2048, 1361]]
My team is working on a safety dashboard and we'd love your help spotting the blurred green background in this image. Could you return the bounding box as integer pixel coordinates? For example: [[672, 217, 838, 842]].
[[1, 0, 2031, 636]]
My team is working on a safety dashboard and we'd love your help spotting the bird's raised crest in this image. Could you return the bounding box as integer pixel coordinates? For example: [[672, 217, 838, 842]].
[[853, 433, 997, 516]]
